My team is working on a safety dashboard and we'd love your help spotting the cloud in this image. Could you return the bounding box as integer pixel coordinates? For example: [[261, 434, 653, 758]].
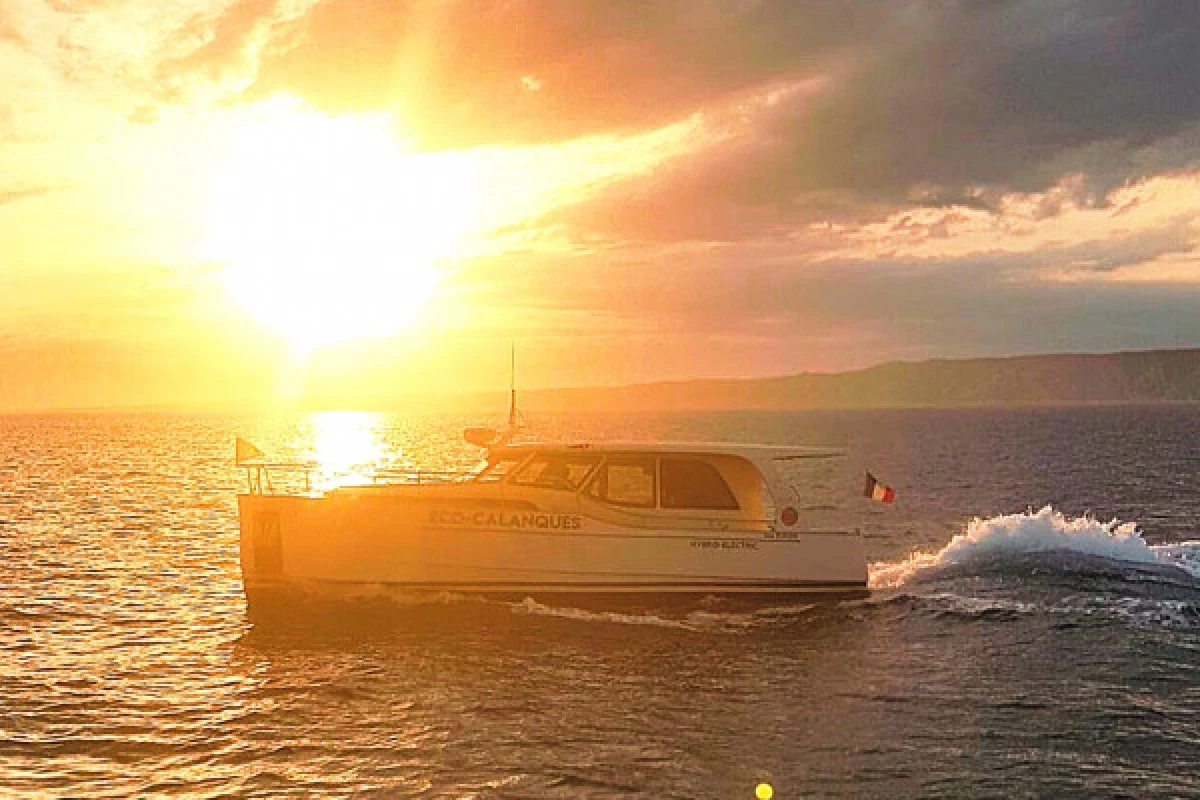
[[0, 185, 63, 206], [442, 231, 1200, 378], [448, 163, 1200, 363], [469, 224, 1194, 328], [210, 1, 1200, 183], [788, 1, 1200, 193], [0, 6, 25, 46], [466, 1, 1200, 243], [226, 0, 894, 146], [154, 0, 317, 102], [32, 1, 1200, 221]]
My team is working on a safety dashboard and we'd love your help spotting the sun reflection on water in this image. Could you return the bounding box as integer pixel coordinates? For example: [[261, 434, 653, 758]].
[[306, 411, 389, 489]]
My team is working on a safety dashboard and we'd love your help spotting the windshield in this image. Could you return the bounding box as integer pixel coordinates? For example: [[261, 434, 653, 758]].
[[472, 456, 524, 483], [511, 453, 601, 490]]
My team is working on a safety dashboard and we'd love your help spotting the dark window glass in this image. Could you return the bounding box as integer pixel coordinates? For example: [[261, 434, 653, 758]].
[[660, 458, 740, 510], [474, 457, 521, 483], [587, 457, 656, 507], [511, 453, 600, 490]]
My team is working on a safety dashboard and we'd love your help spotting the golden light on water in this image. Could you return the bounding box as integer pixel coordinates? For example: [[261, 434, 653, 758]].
[[307, 410, 387, 488], [202, 98, 479, 356]]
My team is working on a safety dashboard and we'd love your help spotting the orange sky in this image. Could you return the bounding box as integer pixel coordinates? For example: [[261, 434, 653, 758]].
[[2, 1, 1199, 411]]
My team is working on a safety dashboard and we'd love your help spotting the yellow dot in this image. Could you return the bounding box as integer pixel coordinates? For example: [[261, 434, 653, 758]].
[[755, 783, 774, 800]]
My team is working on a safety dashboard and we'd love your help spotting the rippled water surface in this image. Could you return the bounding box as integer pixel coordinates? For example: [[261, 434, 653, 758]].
[[2, 407, 1199, 798]]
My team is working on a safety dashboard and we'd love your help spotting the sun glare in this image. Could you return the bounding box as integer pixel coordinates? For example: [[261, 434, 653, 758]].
[[202, 98, 479, 354], [308, 410, 386, 489]]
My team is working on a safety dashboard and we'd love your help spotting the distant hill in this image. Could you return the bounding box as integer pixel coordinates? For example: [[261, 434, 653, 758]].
[[520, 349, 1200, 412]]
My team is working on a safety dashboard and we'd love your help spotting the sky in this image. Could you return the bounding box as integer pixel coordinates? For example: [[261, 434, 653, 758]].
[[2, 0, 1199, 410]]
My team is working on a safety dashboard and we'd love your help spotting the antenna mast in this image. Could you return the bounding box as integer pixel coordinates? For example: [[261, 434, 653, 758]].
[[507, 341, 517, 431]]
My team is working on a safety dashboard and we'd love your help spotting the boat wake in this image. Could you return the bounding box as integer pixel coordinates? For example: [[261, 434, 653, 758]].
[[509, 597, 806, 634], [511, 597, 701, 630], [508, 508, 1199, 634], [869, 506, 1200, 589], [859, 506, 1200, 631]]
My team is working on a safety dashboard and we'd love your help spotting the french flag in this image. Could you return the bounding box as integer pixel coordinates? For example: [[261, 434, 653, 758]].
[[863, 471, 896, 503]]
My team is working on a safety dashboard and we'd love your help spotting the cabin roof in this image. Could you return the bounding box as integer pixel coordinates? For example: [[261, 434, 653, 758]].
[[492, 441, 844, 460]]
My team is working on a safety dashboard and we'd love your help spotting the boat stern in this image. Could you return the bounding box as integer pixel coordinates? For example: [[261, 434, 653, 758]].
[[237, 493, 293, 602]]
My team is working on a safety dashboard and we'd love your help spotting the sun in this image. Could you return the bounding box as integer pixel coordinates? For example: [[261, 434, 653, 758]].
[[202, 97, 478, 354]]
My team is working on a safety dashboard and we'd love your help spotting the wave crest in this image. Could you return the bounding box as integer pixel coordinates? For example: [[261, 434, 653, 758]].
[[869, 506, 1195, 589]]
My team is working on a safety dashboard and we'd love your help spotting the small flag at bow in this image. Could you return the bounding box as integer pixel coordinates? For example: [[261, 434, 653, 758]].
[[863, 471, 895, 503], [235, 437, 265, 465]]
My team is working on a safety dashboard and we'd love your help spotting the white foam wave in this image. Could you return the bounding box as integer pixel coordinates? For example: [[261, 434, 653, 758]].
[[870, 506, 1197, 589], [510, 597, 701, 631], [921, 591, 1040, 616], [508, 598, 801, 634], [1151, 540, 1200, 579]]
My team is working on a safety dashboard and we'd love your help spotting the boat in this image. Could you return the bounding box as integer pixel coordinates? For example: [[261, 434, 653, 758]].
[[235, 370, 870, 612], [235, 436, 869, 612]]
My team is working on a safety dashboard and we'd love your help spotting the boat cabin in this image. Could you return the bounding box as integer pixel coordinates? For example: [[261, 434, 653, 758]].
[[240, 438, 846, 533], [469, 442, 843, 531]]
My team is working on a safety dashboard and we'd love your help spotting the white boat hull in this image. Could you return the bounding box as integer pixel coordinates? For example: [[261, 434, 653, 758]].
[[237, 492, 869, 610]]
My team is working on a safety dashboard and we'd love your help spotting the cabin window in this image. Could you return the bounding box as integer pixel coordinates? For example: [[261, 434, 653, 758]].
[[475, 457, 522, 483], [587, 457, 656, 508], [660, 458, 740, 510], [511, 453, 600, 490]]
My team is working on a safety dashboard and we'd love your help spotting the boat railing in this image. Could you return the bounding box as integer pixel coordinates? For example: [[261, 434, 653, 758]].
[[240, 460, 481, 495], [368, 468, 479, 486]]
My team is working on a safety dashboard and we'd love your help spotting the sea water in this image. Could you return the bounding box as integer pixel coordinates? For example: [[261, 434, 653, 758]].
[[1, 407, 1198, 798]]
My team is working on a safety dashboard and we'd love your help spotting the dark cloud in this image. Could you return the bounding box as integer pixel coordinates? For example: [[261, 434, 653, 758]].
[[785, 1, 1200, 196], [227, 1, 1200, 171], [154, 0, 1200, 230], [226, 0, 893, 146], [527, 1, 1200, 238]]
